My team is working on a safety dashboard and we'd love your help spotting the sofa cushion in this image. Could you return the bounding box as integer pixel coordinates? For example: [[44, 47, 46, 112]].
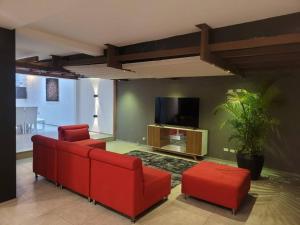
[[63, 128, 90, 142], [183, 161, 250, 190], [58, 124, 90, 141], [76, 139, 106, 150], [143, 166, 171, 196]]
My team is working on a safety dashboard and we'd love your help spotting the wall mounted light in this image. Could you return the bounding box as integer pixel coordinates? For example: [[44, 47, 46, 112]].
[[93, 114, 98, 118], [93, 94, 98, 98]]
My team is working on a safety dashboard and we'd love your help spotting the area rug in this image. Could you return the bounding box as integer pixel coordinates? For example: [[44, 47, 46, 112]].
[[125, 150, 197, 188]]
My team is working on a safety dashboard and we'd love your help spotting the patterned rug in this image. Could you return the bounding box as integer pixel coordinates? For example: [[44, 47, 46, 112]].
[[125, 150, 197, 188]]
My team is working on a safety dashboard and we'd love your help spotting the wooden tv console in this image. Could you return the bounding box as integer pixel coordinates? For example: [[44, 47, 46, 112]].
[[147, 124, 208, 159]]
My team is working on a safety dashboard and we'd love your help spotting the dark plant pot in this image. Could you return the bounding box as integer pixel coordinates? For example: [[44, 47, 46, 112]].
[[236, 153, 264, 180]]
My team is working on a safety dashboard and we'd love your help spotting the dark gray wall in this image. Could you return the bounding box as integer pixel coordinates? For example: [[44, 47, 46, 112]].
[[0, 27, 16, 202], [116, 73, 300, 173]]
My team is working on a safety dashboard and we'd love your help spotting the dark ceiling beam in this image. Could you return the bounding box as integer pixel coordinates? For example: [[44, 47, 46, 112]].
[[117, 46, 199, 63], [17, 56, 39, 63], [43, 12, 299, 68], [51, 55, 64, 68], [238, 61, 300, 70], [196, 23, 242, 76], [16, 12, 300, 76], [118, 12, 300, 56], [210, 33, 300, 52], [216, 44, 300, 58], [106, 44, 122, 69], [16, 68, 78, 79], [16, 61, 55, 71], [197, 23, 210, 61], [61, 55, 106, 66], [228, 52, 300, 65], [16, 60, 80, 79]]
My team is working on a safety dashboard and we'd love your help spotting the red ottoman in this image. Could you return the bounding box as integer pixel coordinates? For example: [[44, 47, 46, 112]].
[[182, 161, 250, 214]]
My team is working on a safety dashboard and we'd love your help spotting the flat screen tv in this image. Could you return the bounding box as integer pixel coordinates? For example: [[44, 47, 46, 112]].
[[155, 97, 199, 128], [16, 87, 27, 99]]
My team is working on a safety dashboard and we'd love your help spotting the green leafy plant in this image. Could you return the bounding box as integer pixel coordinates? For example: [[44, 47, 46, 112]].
[[215, 88, 279, 156]]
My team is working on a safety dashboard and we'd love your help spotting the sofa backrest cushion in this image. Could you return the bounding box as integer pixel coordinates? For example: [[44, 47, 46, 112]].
[[89, 149, 142, 171], [58, 124, 90, 141], [57, 141, 92, 158], [63, 128, 89, 142]]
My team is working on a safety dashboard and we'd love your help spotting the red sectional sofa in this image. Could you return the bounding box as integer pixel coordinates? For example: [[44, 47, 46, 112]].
[[32, 134, 171, 222], [182, 161, 250, 214], [58, 124, 106, 150], [32, 135, 58, 183], [89, 150, 171, 221]]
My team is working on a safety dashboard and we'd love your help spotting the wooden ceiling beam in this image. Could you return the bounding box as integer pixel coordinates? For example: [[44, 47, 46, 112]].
[[197, 23, 211, 62], [16, 61, 55, 71], [17, 56, 39, 63], [238, 61, 300, 70], [117, 46, 199, 63], [210, 33, 300, 52], [196, 23, 242, 76], [216, 44, 300, 58], [17, 13, 300, 76], [106, 44, 122, 69], [16, 60, 80, 79], [228, 52, 300, 65], [61, 55, 106, 66], [16, 68, 78, 79]]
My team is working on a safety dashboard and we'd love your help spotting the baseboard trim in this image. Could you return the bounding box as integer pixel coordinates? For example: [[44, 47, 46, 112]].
[[17, 150, 33, 160]]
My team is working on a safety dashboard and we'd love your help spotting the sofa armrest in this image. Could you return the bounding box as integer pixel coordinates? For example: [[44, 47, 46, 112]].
[[31, 135, 57, 148]]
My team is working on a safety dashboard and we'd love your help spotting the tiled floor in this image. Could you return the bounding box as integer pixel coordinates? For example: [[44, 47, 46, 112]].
[[2, 140, 300, 225], [16, 124, 113, 152]]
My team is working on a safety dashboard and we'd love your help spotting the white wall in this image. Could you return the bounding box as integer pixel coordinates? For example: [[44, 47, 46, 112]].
[[77, 78, 114, 134], [16, 74, 77, 125]]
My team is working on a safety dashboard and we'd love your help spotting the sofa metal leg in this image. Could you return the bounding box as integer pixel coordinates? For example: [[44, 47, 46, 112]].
[[184, 194, 188, 200], [93, 200, 96, 205], [131, 217, 136, 223], [35, 173, 38, 181], [88, 197, 91, 202], [60, 185, 63, 190], [232, 208, 236, 215]]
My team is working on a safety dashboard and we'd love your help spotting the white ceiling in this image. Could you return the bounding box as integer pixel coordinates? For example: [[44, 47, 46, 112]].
[[66, 56, 232, 79], [1, 0, 299, 77]]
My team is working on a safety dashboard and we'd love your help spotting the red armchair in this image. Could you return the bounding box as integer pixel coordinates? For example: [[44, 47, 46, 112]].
[[57, 141, 92, 199], [89, 150, 171, 222], [32, 135, 58, 183], [58, 124, 106, 150]]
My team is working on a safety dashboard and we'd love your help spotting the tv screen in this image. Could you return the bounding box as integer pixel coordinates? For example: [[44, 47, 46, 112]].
[[155, 97, 199, 128], [16, 87, 27, 99]]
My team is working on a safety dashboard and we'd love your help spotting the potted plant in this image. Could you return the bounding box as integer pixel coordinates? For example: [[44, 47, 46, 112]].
[[215, 88, 279, 180]]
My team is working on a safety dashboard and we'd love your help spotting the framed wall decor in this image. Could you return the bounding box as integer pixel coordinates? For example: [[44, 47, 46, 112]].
[[46, 78, 59, 101]]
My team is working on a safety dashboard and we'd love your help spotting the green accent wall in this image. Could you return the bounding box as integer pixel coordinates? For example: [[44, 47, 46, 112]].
[[116, 73, 300, 173]]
